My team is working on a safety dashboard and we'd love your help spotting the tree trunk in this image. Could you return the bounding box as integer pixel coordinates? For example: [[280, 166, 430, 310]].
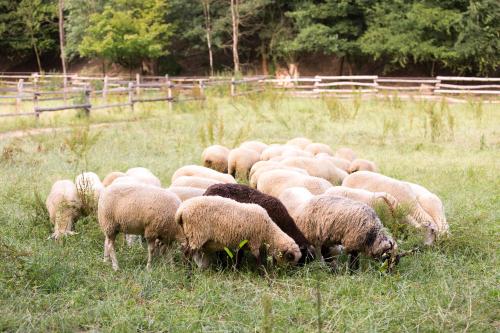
[[230, 0, 240, 74], [261, 43, 268, 75], [58, 0, 67, 75], [201, 0, 214, 76], [338, 56, 344, 76], [32, 38, 42, 73]]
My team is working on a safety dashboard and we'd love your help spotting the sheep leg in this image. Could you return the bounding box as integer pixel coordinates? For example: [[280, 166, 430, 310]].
[[107, 235, 119, 271], [348, 251, 360, 272], [146, 239, 156, 271], [103, 237, 110, 262]]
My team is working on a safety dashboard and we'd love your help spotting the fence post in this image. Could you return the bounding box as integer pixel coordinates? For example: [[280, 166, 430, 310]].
[[128, 82, 135, 112], [199, 79, 205, 99], [231, 77, 236, 96], [63, 74, 68, 102], [434, 76, 441, 96], [103, 75, 109, 98], [33, 92, 40, 120], [16, 79, 24, 113], [313, 75, 320, 95], [373, 76, 379, 95], [167, 77, 173, 112], [136, 73, 141, 95], [84, 84, 91, 117]]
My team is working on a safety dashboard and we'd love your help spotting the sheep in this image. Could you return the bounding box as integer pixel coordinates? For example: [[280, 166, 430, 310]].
[[278, 187, 314, 221], [280, 156, 347, 185], [175, 196, 301, 268], [325, 186, 398, 214], [405, 182, 449, 236], [171, 165, 236, 184], [281, 146, 314, 158], [348, 159, 379, 173], [257, 169, 332, 198], [110, 176, 142, 186], [342, 171, 437, 244], [227, 147, 261, 180], [168, 186, 205, 202], [201, 145, 230, 173], [248, 161, 308, 188], [75, 172, 104, 201], [260, 145, 287, 161], [171, 176, 221, 190], [305, 142, 334, 156], [316, 153, 351, 172], [294, 194, 398, 270], [239, 140, 268, 154], [126, 167, 162, 187], [335, 147, 357, 161], [204, 183, 315, 263], [286, 137, 313, 150], [46, 180, 82, 239], [102, 171, 126, 187], [98, 183, 182, 270]]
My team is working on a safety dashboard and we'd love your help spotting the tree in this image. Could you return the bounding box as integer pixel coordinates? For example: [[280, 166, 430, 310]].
[[201, 0, 214, 76], [79, 0, 173, 73], [58, 0, 67, 75], [230, 0, 240, 74]]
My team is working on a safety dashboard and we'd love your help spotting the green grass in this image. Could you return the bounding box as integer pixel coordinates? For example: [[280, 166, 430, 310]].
[[0, 93, 499, 332]]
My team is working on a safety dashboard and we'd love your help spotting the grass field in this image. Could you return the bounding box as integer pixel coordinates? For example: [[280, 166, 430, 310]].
[[0, 93, 498, 332]]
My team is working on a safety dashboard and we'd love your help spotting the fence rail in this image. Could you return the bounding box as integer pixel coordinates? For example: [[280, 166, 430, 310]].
[[0, 73, 498, 119]]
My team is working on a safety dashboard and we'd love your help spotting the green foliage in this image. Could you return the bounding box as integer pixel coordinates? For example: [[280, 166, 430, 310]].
[[79, 0, 173, 69]]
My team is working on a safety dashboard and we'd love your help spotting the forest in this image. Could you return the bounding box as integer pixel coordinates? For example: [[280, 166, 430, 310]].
[[0, 0, 499, 76]]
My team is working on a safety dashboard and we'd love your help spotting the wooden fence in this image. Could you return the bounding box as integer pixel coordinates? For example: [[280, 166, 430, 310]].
[[0, 73, 498, 118]]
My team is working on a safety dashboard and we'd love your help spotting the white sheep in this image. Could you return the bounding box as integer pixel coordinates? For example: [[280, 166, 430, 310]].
[[75, 172, 104, 202], [315, 153, 351, 172], [228, 147, 261, 180], [257, 169, 332, 198], [102, 171, 126, 187], [46, 180, 82, 239], [168, 186, 205, 202], [171, 165, 236, 184], [248, 161, 308, 188], [348, 159, 379, 173], [286, 137, 313, 150], [335, 147, 357, 161], [278, 187, 314, 221], [260, 144, 288, 161], [280, 156, 347, 185], [171, 176, 221, 190], [126, 167, 162, 187], [98, 183, 182, 270], [324, 186, 397, 214], [175, 196, 301, 268], [239, 140, 268, 154], [305, 142, 334, 156], [201, 145, 230, 173]]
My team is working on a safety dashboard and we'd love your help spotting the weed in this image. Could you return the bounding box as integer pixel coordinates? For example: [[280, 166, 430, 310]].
[[62, 126, 101, 170]]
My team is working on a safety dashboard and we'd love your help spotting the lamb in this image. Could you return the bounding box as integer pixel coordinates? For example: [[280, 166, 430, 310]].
[[335, 147, 357, 161], [75, 172, 104, 201], [46, 180, 82, 239], [98, 183, 182, 270], [294, 194, 398, 270], [404, 182, 449, 235], [315, 153, 351, 172], [201, 145, 230, 173], [102, 171, 126, 187], [227, 147, 261, 180], [171, 165, 236, 184], [325, 186, 397, 214], [171, 176, 221, 190], [257, 169, 332, 197], [168, 186, 205, 201], [280, 156, 347, 185], [305, 142, 334, 156], [348, 159, 379, 173], [175, 196, 302, 268], [278, 187, 314, 221], [126, 167, 162, 187], [204, 183, 315, 263], [239, 140, 268, 154], [286, 137, 313, 150], [342, 171, 437, 244]]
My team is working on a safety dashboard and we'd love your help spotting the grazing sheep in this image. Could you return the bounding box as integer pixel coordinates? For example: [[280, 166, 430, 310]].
[[171, 176, 221, 190], [260, 145, 287, 161], [316, 153, 351, 172], [168, 186, 205, 202], [126, 167, 162, 187], [172, 165, 236, 184], [201, 145, 230, 173], [204, 183, 315, 263], [280, 156, 347, 185], [98, 183, 182, 270], [325, 186, 397, 214], [248, 161, 308, 188], [405, 182, 449, 235], [110, 176, 142, 186], [305, 142, 334, 156], [348, 159, 379, 173], [335, 147, 357, 161], [75, 172, 104, 201], [342, 171, 437, 244], [295, 195, 397, 270], [46, 180, 82, 239], [257, 169, 332, 198], [240, 140, 268, 154], [286, 137, 313, 150], [102, 171, 126, 187], [227, 147, 261, 180], [278, 187, 314, 221], [281, 146, 314, 158], [176, 196, 301, 268]]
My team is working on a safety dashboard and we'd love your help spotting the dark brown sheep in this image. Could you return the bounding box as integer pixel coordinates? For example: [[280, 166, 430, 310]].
[[204, 183, 315, 264]]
